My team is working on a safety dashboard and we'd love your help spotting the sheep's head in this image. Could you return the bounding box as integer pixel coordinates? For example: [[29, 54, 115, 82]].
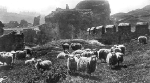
[[64, 54, 69, 58], [64, 50, 70, 54], [91, 55, 97, 61], [35, 59, 42, 63], [74, 54, 81, 59]]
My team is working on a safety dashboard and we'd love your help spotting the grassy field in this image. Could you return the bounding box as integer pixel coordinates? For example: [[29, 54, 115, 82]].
[[0, 39, 150, 83]]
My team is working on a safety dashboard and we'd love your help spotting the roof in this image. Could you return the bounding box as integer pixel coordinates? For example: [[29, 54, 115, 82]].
[[90, 27, 95, 30], [136, 22, 148, 26], [105, 25, 115, 28], [118, 23, 130, 26], [96, 26, 103, 29]]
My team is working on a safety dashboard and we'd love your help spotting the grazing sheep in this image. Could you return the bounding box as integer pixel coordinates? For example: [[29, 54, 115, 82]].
[[81, 51, 94, 57], [77, 57, 88, 72], [111, 46, 122, 53], [0, 52, 14, 66], [35, 60, 52, 71], [74, 54, 81, 59], [86, 56, 97, 75], [84, 48, 91, 52], [71, 43, 82, 50], [67, 56, 79, 73], [0, 76, 8, 83], [10, 51, 16, 63], [77, 55, 97, 75], [24, 48, 33, 56], [94, 49, 111, 62], [116, 52, 124, 66], [25, 58, 36, 65], [57, 51, 69, 59], [24, 49, 32, 58], [62, 43, 70, 51], [15, 50, 27, 59], [116, 45, 126, 55], [106, 52, 118, 68], [138, 36, 147, 44], [71, 49, 85, 55]]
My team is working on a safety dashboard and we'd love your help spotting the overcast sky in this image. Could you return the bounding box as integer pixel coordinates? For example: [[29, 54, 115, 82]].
[[0, 0, 150, 15]]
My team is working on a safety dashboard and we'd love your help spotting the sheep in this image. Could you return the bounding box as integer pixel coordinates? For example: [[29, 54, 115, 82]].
[[81, 51, 94, 57], [71, 49, 93, 58], [106, 52, 118, 68], [67, 56, 79, 74], [116, 52, 124, 66], [111, 45, 122, 52], [25, 58, 36, 65], [62, 43, 70, 51], [0, 52, 14, 66], [86, 56, 97, 75], [15, 50, 27, 59], [71, 43, 82, 50], [23, 49, 32, 58], [84, 48, 91, 52], [116, 45, 126, 55], [10, 51, 16, 64], [74, 54, 82, 59], [77, 55, 97, 75], [71, 49, 85, 55], [0, 76, 8, 83], [138, 36, 147, 44], [111, 45, 126, 54], [57, 51, 69, 59], [94, 49, 111, 62], [24, 48, 33, 56], [35, 60, 52, 71], [77, 57, 88, 73]]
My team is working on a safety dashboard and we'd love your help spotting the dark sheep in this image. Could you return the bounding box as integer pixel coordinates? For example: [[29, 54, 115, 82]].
[[138, 36, 147, 44], [62, 43, 70, 51], [71, 43, 82, 50]]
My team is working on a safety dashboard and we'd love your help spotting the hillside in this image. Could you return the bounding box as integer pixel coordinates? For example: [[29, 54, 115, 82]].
[[1, 39, 150, 82], [111, 5, 150, 24], [0, 9, 45, 24]]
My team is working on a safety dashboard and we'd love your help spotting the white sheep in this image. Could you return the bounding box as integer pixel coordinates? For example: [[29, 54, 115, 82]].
[[77, 55, 97, 75], [25, 58, 36, 65], [94, 49, 111, 62], [84, 48, 91, 52], [74, 54, 82, 59], [106, 52, 118, 68], [71, 49, 85, 55], [0, 52, 14, 66], [81, 51, 94, 57], [116, 52, 124, 66], [35, 59, 52, 71], [112, 45, 126, 54], [57, 52, 68, 59], [67, 56, 79, 74], [111, 46, 122, 53]]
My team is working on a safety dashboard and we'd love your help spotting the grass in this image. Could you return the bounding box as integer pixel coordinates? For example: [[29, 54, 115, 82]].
[[0, 39, 150, 83]]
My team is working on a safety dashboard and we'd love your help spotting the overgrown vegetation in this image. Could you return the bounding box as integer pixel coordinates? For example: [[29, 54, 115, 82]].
[[1, 39, 150, 83]]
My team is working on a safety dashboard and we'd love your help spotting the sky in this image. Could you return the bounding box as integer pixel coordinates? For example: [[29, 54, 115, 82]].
[[0, 0, 150, 15]]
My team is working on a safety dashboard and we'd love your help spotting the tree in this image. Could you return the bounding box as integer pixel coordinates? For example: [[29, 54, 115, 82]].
[[20, 19, 28, 27]]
